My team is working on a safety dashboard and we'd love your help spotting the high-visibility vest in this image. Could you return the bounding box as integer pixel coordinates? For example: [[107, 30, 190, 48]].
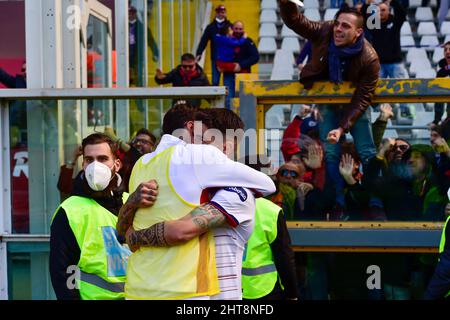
[[125, 146, 219, 299], [52, 193, 130, 300], [439, 215, 450, 298], [242, 198, 280, 299]]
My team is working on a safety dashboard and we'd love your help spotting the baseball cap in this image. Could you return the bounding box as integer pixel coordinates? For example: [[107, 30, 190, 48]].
[[216, 4, 226, 11]]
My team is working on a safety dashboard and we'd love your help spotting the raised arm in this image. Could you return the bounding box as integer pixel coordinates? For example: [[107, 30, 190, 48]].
[[391, 0, 406, 27], [0, 68, 17, 88], [279, 0, 325, 41]]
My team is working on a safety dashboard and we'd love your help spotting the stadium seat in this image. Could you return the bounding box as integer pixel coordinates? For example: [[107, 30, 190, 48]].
[[270, 69, 294, 80], [266, 114, 283, 128], [415, 69, 437, 78], [261, 0, 277, 10], [411, 103, 425, 112], [401, 21, 412, 36], [324, 8, 339, 21], [420, 35, 439, 48], [281, 24, 301, 38], [303, 0, 320, 9], [258, 37, 277, 54], [415, 7, 434, 21], [412, 111, 434, 139], [417, 22, 438, 36], [271, 50, 296, 80], [432, 47, 444, 64], [383, 129, 399, 139], [406, 48, 428, 63], [401, 35, 415, 48], [304, 8, 321, 21], [440, 21, 450, 35], [409, 58, 432, 76], [273, 49, 296, 67], [409, 0, 422, 8], [260, 9, 278, 24], [281, 37, 301, 53], [259, 23, 277, 37]]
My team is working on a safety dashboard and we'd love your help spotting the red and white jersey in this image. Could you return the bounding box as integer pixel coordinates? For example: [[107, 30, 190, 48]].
[[209, 187, 255, 300]]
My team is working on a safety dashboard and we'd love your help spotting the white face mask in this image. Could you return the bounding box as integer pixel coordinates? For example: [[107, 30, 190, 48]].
[[85, 161, 114, 191], [215, 17, 225, 23]]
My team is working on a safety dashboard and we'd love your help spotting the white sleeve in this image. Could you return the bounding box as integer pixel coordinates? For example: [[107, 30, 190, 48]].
[[209, 187, 255, 228], [190, 144, 276, 197]]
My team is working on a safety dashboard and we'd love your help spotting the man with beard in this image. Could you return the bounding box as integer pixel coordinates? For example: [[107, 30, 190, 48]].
[[219, 21, 259, 109], [279, 0, 380, 219], [50, 133, 134, 300]]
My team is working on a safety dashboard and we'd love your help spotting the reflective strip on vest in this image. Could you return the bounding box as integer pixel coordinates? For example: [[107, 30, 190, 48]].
[[242, 264, 277, 276], [80, 271, 125, 293]]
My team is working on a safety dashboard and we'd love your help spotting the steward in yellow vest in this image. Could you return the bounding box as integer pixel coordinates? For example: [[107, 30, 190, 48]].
[[242, 198, 299, 300], [50, 133, 130, 300], [241, 155, 299, 300], [424, 214, 450, 299]]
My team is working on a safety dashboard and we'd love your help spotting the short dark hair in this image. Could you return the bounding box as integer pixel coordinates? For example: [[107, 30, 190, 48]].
[[135, 128, 156, 145], [341, 141, 361, 164], [82, 133, 118, 158], [181, 53, 196, 62], [335, 6, 364, 29], [395, 138, 411, 147], [162, 102, 212, 135], [208, 108, 245, 135], [444, 41, 450, 47]]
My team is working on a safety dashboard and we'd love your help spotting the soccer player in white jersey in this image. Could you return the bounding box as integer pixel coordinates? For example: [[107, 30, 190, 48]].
[[118, 105, 275, 300]]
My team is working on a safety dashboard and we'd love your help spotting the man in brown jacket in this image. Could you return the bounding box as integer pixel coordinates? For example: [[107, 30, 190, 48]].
[[279, 1, 380, 217]]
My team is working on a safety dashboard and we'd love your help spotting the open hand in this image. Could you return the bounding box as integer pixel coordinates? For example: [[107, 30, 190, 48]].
[[303, 143, 323, 169]]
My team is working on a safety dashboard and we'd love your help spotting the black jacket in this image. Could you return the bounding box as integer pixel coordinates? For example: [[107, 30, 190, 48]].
[[0, 68, 26, 88], [437, 59, 450, 78], [49, 173, 125, 300], [364, 0, 406, 64], [155, 64, 210, 107], [269, 212, 300, 299], [235, 37, 260, 72], [196, 19, 233, 61], [154, 64, 210, 87], [424, 222, 450, 299]]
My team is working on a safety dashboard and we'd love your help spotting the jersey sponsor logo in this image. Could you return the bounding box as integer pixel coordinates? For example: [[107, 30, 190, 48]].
[[224, 187, 247, 202]]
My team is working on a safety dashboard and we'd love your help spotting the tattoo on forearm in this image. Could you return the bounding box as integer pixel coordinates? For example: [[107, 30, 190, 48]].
[[191, 203, 227, 229], [127, 222, 168, 247], [117, 203, 137, 237]]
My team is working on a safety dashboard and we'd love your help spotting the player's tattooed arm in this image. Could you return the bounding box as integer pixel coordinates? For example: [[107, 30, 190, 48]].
[[125, 203, 227, 250], [117, 180, 159, 237]]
